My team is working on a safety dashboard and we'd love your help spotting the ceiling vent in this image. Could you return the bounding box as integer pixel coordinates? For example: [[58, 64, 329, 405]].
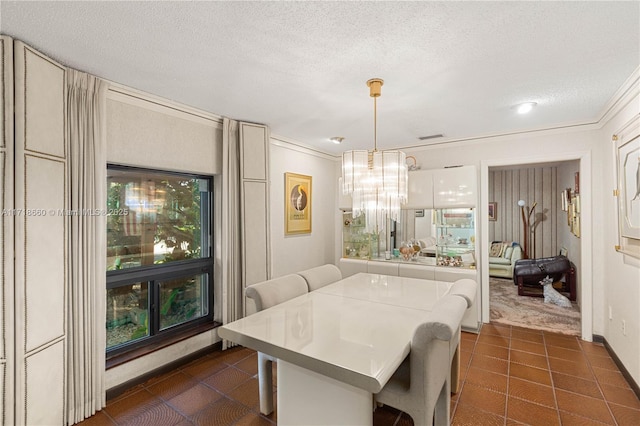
[[417, 134, 444, 141]]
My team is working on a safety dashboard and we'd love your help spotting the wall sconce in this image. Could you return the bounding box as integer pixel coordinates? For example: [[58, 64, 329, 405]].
[[406, 155, 421, 171]]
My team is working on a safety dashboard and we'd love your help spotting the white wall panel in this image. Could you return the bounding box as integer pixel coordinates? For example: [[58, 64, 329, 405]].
[[24, 156, 66, 351], [22, 47, 65, 158], [25, 340, 65, 425], [240, 123, 268, 181], [13, 39, 67, 426], [242, 181, 269, 286], [0, 34, 14, 426], [239, 123, 270, 316]]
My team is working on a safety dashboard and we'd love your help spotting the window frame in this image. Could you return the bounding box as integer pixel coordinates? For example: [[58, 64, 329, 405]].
[[106, 164, 214, 360]]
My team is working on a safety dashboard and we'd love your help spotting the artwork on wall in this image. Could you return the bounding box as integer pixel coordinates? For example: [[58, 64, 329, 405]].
[[561, 188, 572, 211], [614, 115, 640, 259], [488, 202, 497, 221], [285, 172, 312, 235]]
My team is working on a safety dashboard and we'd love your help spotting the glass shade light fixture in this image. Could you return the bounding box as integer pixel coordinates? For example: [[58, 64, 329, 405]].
[[341, 78, 408, 233]]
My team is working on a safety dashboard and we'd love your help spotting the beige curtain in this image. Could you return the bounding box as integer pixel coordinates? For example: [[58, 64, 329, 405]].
[[221, 118, 243, 349], [66, 69, 107, 424]]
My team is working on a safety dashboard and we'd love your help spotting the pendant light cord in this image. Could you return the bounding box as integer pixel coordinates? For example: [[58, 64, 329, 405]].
[[373, 95, 377, 152]]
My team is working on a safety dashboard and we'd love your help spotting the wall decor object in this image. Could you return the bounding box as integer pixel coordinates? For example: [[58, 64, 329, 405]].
[[613, 115, 640, 258], [285, 172, 312, 235], [415, 209, 424, 217], [488, 202, 497, 221]]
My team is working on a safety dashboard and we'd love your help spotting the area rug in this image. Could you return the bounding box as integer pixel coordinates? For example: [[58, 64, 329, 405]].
[[490, 277, 581, 335]]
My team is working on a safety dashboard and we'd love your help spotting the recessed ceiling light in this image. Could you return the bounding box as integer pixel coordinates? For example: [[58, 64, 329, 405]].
[[516, 102, 537, 114], [329, 136, 344, 144]]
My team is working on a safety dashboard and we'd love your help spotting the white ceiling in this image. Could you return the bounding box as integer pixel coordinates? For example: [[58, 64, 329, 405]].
[[1, 1, 639, 155]]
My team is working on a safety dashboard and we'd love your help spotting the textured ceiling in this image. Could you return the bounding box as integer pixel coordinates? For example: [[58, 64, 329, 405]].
[[1, 1, 639, 155]]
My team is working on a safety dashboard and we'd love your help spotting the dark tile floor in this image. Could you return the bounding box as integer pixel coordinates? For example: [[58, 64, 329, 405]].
[[80, 323, 640, 425]]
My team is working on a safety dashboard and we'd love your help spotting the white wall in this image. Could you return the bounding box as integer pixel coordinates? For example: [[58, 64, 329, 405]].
[[599, 93, 640, 387], [270, 138, 338, 277]]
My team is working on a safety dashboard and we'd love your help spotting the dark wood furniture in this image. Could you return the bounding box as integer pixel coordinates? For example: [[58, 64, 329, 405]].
[[513, 256, 576, 301]]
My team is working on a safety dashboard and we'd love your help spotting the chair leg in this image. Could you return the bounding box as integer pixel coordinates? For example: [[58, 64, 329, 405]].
[[257, 352, 274, 415], [450, 344, 461, 394], [433, 377, 451, 426]]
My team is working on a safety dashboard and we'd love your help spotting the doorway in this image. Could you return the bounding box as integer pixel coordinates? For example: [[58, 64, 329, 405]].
[[480, 152, 593, 341]]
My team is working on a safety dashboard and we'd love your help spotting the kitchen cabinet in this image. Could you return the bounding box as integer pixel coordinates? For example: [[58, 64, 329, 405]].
[[433, 166, 477, 208], [405, 165, 476, 209]]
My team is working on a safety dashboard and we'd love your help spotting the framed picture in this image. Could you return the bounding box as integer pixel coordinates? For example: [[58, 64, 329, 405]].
[[285, 172, 312, 235], [572, 215, 581, 238], [614, 115, 640, 258], [488, 202, 497, 221], [415, 209, 425, 217]]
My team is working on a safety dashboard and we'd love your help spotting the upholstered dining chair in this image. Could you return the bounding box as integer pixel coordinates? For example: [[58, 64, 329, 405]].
[[245, 274, 309, 415], [374, 294, 468, 426], [447, 278, 478, 393], [296, 264, 342, 291]]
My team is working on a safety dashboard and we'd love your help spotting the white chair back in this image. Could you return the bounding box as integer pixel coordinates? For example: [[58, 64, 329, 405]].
[[449, 278, 477, 308], [297, 264, 342, 291], [375, 294, 467, 426], [244, 273, 309, 416], [245, 274, 308, 312]]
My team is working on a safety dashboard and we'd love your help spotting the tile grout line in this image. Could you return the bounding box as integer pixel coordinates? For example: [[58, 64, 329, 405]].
[[579, 338, 620, 426], [503, 325, 511, 426], [542, 331, 563, 426]]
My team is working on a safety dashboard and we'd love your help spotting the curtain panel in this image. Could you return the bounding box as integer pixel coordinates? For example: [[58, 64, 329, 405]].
[[66, 69, 107, 424], [221, 118, 243, 349]]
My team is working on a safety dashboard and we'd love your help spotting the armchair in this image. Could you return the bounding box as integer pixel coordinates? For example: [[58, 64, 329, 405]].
[[488, 241, 523, 278]]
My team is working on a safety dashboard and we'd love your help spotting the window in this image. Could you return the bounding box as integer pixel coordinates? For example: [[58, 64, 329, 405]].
[[106, 165, 213, 358]]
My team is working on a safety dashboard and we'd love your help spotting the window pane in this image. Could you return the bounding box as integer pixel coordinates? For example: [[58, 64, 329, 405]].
[[107, 169, 209, 271], [158, 274, 209, 331], [107, 282, 149, 349]]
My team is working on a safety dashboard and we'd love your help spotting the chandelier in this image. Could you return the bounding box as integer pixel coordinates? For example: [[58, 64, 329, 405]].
[[341, 78, 408, 233]]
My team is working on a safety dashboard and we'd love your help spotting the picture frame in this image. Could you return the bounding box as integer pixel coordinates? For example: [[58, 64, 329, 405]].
[[614, 115, 640, 258], [415, 209, 425, 217], [488, 202, 497, 221], [285, 172, 312, 235]]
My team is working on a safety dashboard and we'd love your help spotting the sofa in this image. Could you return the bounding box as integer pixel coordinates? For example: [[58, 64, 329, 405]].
[[488, 241, 523, 278]]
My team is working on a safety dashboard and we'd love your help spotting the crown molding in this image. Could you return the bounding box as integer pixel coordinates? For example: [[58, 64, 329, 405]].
[[598, 65, 640, 126], [270, 134, 339, 161], [107, 82, 223, 127]]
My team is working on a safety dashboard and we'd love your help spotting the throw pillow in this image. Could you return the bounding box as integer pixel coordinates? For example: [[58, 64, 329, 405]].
[[504, 246, 514, 260], [489, 242, 502, 257]]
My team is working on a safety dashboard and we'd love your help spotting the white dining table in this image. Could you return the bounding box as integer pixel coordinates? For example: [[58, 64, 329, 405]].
[[217, 272, 453, 425]]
